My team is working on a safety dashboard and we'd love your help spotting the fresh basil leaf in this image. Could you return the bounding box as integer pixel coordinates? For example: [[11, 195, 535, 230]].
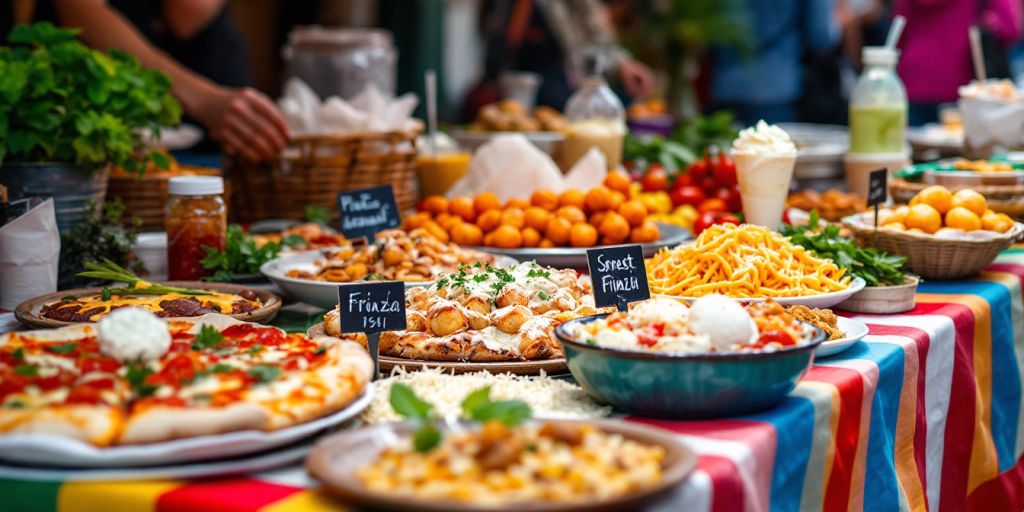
[[192, 325, 223, 351], [390, 383, 434, 420], [413, 423, 442, 452], [124, 362, 152, 389], [49, 343, 78, 354], [460, 386, 491, 416], [14, 364, 37, 377], [12, 348, 24, 361], [466, 399, 532, 427], [61, 295, 78, 301], [247, 344, 264, 356], [248, 365, 280, 384]]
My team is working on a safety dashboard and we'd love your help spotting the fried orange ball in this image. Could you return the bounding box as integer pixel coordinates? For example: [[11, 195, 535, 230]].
[[422, 220, 449, 242], [589, 211, 609, 229], [598, 212, 631, 243], [451, 222, 484, 245], [524, 207, 550, 231], [521, 227, 542, 247], [539, 238, 556, 248], [603, 170, 633, 195], [421, 195, 448, 215], [476, 209, 502, 232], [448, 196, 476, 222], [500, 207, 526, 229], [910, 185, 953, 215], [629, 220, 660, 243], [558, 189, 586, 209], [483, 231, 495, 246], [584, 185, 614, 212], [608, 191, 625, 212], [505, 198, 531, 210], [618, 200, 648, 227], [531, 190, 560, 210], [905, 204, 942, 234], [545, 217, 573, 245], [403, 211, 432, 230], [569, 223, 598, 247], [437, 213, 462, 232], [555, 205, 587, 224], [945, 207, 981, 231], [491, 225, 523, 248], [473, 192, 502, 214]]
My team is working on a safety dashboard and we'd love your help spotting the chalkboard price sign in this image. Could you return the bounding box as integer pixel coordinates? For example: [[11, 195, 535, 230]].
[[337, 281, 406, 380], [337, 185, 401, 240], [586, 245, 650, 311], [867, 168, 888, 207]]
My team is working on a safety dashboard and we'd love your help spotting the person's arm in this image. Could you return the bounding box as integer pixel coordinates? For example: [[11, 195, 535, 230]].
[[53, 0, 288, 161], [163, 0, 226, 40]]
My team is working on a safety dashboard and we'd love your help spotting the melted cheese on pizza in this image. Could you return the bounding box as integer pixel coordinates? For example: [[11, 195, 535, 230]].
[[43, 290, 257, 322]]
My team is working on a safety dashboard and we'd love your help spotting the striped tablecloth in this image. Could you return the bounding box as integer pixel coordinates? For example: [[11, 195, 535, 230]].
[[5, 250, 1024, 512]]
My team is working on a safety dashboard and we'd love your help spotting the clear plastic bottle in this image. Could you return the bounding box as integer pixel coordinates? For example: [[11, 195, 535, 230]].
[[562, 57, 626, 169], [849, 47, 907, 154]]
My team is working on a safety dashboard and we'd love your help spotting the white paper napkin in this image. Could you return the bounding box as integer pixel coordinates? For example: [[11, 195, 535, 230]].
[[0, 198, 60, 309], [278, 78, 419, 135]]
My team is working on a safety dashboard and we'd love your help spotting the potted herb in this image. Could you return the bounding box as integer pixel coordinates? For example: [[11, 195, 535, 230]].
[[0, 22, 180, 232]]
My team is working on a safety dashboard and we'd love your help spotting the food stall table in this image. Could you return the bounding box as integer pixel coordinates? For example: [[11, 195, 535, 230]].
[[4, 249, 1024, 511]]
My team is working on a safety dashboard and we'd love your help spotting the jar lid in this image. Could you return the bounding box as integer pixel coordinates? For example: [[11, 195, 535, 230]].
[[168, 176, 223, 196], [862, 47, 900, 66]]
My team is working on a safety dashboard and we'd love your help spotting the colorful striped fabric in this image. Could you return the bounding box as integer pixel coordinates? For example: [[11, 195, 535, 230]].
[[5, 252, 1024, 511]]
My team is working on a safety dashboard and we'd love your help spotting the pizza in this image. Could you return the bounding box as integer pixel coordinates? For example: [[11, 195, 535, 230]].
[[0, 308, 372, 446], [285, 228, 496, 283], [251, 223, 348, 255], [40, 286, 263, 323], [325, 262, 605, 362]]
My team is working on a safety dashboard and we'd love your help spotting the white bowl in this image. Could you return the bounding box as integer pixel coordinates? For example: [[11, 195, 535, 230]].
[[816, 317, 869, 358]]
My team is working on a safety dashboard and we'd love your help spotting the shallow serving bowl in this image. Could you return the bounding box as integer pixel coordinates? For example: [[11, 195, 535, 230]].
[[554, 315, 825, 419]]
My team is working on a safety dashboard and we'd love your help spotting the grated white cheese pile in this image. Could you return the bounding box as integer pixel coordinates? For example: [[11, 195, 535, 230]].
[[361, 367, 612, 423]]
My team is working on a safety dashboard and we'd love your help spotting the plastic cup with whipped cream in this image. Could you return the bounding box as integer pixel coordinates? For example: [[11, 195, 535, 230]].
[[732, 121, 797, 230]]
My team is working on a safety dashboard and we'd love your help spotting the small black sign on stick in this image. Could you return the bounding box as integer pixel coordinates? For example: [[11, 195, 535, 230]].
[[586, 245, 650, 312], [867, 168, 888, 228], [337, 281, 407, 380], [337, 185, 401, 240]]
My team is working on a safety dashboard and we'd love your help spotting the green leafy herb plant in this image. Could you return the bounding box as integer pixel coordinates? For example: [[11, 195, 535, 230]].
[[782, 211, 908, 287]]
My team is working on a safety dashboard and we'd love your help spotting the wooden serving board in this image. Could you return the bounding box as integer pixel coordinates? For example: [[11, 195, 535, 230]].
[[14, 281, 283, 329], [307, 323, 568, 376]]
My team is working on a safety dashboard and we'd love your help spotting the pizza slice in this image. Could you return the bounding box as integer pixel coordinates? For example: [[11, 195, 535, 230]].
[[0, 324, 131, 446]]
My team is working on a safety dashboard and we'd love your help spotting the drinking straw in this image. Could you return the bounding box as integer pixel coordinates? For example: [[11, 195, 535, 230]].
[[969, 26, 987, 81], [425, 70, 438, 158], [885, 15, 906, 49]]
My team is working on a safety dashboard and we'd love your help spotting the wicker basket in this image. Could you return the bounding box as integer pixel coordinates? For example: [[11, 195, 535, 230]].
[[890, 178, 1024, 219], [843, 214, 1024, 279], [225, 130, 419, 224], [107, 165, 222, 231]]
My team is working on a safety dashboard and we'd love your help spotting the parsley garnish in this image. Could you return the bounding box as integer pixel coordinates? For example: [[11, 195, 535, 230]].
[[247, 344, 264, 356], [61, 295, 77, 301], [537, 291, 548, 300], [472, 274, 489, 283], [781, 210, 907, 286], [14, 364, 37, 377], [12, 348, 24, 361], [527, 267, 550, 278], [49, 343, 78, 354], [101, 288, 112, 301], [191, 363, 236, 382], [192, 325, 223, 351], [248, 365, 280, 384], [125, 362, 157, 396]]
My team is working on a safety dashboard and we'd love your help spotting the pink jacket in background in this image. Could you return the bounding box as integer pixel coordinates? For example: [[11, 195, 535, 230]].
[[895, 0, 1023, 103]]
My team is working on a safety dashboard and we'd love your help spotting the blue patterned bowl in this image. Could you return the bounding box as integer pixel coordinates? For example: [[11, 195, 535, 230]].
[[554, 314, 825, 419]]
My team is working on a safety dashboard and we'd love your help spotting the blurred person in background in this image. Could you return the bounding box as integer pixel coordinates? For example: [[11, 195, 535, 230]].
[[708, 0, 839, 125], [895, 0, 1022, 126], [21, 0, 290, 161], [466, 0, 655, 118]]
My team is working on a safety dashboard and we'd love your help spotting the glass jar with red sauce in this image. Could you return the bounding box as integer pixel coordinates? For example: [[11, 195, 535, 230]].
[[166, 176, 226, 280]]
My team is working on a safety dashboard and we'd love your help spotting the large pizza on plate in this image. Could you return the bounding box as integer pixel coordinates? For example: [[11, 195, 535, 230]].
[[0, 309, 372, 446], [324, 262, 604, 362]]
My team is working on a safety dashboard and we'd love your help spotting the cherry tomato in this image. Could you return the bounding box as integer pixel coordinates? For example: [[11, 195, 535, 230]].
[[669, 186, 706, 207], [688, 159, 708, 182], [640, 165, 669, 192], [713, 153, 738, 187], [782, 209, 792, 225], [757, 329, 796, 347], [672, 172, 695, 189], [699, 177, 718, 193], [716, 213, 741, 226], [697, 198, 728, 214], [715, 187, 743, 212], [693, 211, 719, 235]]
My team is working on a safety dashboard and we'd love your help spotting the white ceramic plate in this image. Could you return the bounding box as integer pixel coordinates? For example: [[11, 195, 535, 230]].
[[816, 317, 869, 358], [0, 438, 313, 481], [261, 250, 517, 308], [0, 387, 374, 468], [669, 277, 866, 309]]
